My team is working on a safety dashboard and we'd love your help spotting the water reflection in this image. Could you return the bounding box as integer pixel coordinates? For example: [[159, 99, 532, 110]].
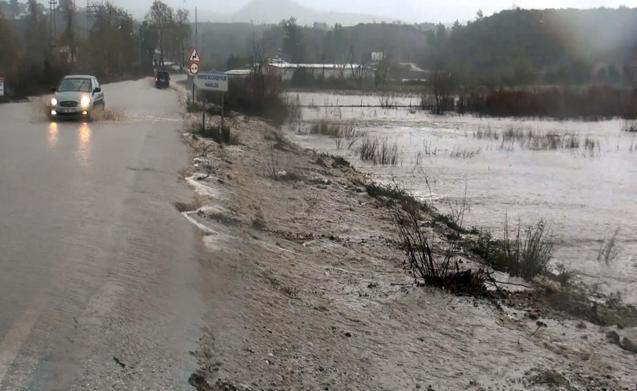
[[77, 122, 92, 168], [48, 122, 58, 148]]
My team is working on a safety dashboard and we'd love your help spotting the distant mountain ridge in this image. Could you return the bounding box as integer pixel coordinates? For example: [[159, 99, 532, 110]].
[[228, 0, 390, 25]]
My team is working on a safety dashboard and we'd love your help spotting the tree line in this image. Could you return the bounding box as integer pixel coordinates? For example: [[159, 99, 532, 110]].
[[0, 0, 191, 99], [200, 7, 637, 91], [424, 7, 637, 88], [197, 20, 433, 71]]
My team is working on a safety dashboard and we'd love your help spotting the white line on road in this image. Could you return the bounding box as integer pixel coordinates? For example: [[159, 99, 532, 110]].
[[0, 307, 41, 385]]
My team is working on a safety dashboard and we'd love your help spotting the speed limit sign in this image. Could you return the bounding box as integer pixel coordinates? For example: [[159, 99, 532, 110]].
[[189, 63, 199, 75]]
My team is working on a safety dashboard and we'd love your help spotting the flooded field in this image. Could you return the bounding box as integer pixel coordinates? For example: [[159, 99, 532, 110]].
[[287, 92, 637, 304]]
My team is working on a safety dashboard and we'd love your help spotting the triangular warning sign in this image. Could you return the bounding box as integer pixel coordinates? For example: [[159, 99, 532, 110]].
[[189, 48, 200, 63]]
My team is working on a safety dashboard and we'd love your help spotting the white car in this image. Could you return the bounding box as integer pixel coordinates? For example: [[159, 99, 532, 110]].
[[50, 75, 105, 120]]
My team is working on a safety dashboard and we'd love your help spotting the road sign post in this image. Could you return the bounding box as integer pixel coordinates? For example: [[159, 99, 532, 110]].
[[202, 94, 206, 134], [193, 72, 229, 142], [187, 48, 201, 103], [220, 94, 224, 138], [191, 76, 195, 104]]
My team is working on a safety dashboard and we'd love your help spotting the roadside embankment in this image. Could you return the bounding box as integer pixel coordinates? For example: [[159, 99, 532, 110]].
[[177, 103, 636, 390]]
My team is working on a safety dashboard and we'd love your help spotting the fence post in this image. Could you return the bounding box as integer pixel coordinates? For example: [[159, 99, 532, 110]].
[[202, 94, 206, 133], [219, 93, 225, 142]]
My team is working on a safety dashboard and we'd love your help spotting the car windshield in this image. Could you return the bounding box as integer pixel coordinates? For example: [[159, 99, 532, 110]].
[[57, 78, 92, 92]]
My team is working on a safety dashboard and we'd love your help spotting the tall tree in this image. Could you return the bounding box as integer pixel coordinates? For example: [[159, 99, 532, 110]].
[[88, 2, 137, 77], [139, 21, 158, 74], [146, 0, 174, 67], [281, 18, 304, 63], [172, 8, 190, 66], [59, 0, 77, 64], [24, 0, 49, 64], [0, 8, 19, 78]]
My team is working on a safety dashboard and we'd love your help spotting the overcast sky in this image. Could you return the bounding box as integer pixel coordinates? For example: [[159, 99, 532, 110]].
[[123, 0, 637, 23]]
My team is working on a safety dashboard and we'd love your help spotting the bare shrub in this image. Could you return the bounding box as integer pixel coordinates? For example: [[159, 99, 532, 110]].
[[597, 227, 621, 265], [359, 137, 378, 162], [379, 93, 397, 109], [334, 132, 344, 150], [310, 120, 361, 150], [378, 140, 399, 165], [366, 182, 423, 211], [414, 151, 423, 166], [333, 123, 362, 150], [583, 137, 600, 152], [561, 134, 580, 149], [496, 126, 603, 153], [622, 120, 637, 132], [310, 120, 339, 136], [265, 141, 279, 178], [422, 139, 438, 156], [551, 263, 575, 287], [473, 126, 499, 141], [193, 124, 239, 145], [359, 137, 399, 165], [224, 53, 293, 126], [474, 217, 554, 279], [446, 182, 470, 227], [449, 147, 481, 159], [393, 203, 488, 296]]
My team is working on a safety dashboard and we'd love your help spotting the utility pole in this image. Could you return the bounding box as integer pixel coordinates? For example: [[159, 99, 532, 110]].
[[49, 0, 57, 48], [191, 6, 197, 103], [85, 0, 98, 36]]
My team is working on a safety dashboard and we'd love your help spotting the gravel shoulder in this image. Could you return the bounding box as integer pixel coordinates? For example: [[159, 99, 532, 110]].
[[178, 105, 636, 390]]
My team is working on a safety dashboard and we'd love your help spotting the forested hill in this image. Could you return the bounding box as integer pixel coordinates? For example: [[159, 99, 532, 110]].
[[201, 7, 637, 86], [199, 22, 435, 69], [428, 7, 637, 85]]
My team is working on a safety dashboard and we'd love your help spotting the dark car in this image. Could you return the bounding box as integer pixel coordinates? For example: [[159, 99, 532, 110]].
[[155, 71, 170, 88]]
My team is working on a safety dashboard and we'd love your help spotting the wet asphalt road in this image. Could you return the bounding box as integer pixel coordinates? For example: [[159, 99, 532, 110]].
[[0, 79, 205, 390]]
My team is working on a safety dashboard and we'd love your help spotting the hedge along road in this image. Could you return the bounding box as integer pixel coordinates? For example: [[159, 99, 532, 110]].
[[0, 77, 209, 390]]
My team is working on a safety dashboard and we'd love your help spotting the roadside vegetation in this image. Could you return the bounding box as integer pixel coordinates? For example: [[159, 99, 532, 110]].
[[192, 123, 239, 145], [393, 203, 489, 297], [472, 126, 601, 154], [473, 218, 553, 279], [361, 178, 636, 335], [306, 120, 363, 151], [359, 137, 400, 165], [597, 227, 621, 266], [460, 87, 637, 119]]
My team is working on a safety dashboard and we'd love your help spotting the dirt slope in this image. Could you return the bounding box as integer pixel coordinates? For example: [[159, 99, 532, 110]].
[[180, 113, 635, 391]]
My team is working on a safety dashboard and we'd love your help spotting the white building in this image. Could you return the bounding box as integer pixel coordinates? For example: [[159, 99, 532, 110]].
[[266, 59, 372, 81]]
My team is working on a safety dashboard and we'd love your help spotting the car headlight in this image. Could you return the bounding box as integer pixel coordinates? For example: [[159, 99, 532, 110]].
[[50, 97, 58, 106], [80, 95, 91, 109]]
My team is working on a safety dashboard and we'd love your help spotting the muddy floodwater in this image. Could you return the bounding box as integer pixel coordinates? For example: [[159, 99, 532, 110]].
[[287, 91, 637, 305]]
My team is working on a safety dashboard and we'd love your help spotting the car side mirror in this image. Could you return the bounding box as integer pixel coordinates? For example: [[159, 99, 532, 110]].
[[93, 87, 101, 94]]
